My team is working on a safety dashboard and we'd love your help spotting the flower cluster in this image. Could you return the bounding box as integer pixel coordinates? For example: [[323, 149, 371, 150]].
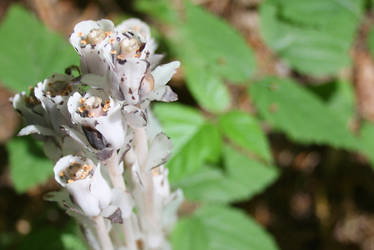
[[13, 18, 183, 250]]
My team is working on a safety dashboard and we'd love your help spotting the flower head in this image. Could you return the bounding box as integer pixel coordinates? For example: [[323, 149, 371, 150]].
[[54, 155, 112, 217]]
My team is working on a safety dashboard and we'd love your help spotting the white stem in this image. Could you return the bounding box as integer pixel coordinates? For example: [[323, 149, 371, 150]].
[[106, 152, 126, 191], [105, 151, 138, 250], [122, 217, 137, 250], [94, 216, 114, 250], [134, 127, 148, 169], [133, 127, 165, 249]]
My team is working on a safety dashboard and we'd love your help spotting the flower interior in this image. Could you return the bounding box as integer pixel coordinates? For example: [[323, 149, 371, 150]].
[[118, 31, 144, 59], [78, 96, 110, 118], [59, 162, 93, 184], [79, 29, 109, 47]]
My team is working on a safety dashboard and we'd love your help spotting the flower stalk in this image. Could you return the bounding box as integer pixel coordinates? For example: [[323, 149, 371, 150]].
[[12, 18, 183, 250]]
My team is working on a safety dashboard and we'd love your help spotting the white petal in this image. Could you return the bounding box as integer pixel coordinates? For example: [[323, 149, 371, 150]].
[[146, 133, 173, 171], [90, 163, 112, 209], [162, 189, 184, 232], [115, 18, 151, 42], [80, 73, 107, 88], [18, 125, 54, 136], [146, 109, 163, 141], [152, 61, 180, 88], [146, 85, 178, 102], [122, 105, 147, 128], [53, 155, 111, 217], [117, 58, 148, 104]]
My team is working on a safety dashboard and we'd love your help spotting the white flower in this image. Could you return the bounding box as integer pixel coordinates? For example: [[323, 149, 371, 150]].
[[69, 19, 114, 76], [12, 90, 46, 127], [12, 74, 83, 162], [113, 18, 162, 65], [54, 155, 112, 217], [67, 89, 127, 150], [33, 73, 77, 131]]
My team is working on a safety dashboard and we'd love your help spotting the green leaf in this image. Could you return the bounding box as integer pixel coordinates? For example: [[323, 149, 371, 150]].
[[167, 123, 221, 183], [153, 103, 221, 183], [180, 3, 256, 82], [177, 146, 279, 203], [134, 0, 177, 23], [7, 136, 52, 192], [153, 103, 206, 152], [273, 0, 363, 27], [260, 0, 364, 76], [0, 5, 78, 92], [166, 3, 256, 112], [177, 165, 249, 203], [223, 145, 278, 199], [219, 110, 272, 162], [171, 217, 209, 250], [308, 81, 355, 124], [184, 64, 231, 113], [194, 205, 279, 250], [249, 77, 359, 149]]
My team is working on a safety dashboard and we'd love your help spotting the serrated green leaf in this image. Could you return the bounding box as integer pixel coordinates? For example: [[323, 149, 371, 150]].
[[8, 136, 52, 192], [177, 165, 249, 203], [177, 146, 279, 203], [167, 123, 221, 183], [153, 103, 221, 183], [184, 63, 231, 113], [260, 0, 363, 76], [165, 3, 256, 112], [171, 217, 209, 250], [0, 5, 78, 92], [219, 110, 272, 162], [249, 77, 359, 149], [153, 103, 206, 152], [195, 205, 279, 250], [273, 0, 363, 27], [223, 145, 278, 198], [180, 3, 256, 83], [308, 81, 355, 124]]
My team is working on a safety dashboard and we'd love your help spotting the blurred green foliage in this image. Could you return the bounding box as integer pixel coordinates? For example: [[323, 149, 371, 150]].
[[7, 136, 52, 192], [260, 0, 364, 76], [139, 1, 256, 112], [4, 0, 374, 249], [0, 5, 78, 92], [171, 205, 278, 250], [249, 77, 359, 150]]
